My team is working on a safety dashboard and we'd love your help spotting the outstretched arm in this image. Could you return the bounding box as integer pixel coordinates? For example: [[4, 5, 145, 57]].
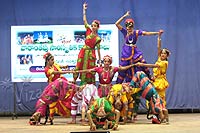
[[143, 29, 164, 36], [135, 62, 159, 68], [59, 65, 69, 69], [51, 70, 75, 75], [75, 68, 95, 73], [118, 64, 135, 71], [83, 2, 88, 25], [115, 11, 130, 30]]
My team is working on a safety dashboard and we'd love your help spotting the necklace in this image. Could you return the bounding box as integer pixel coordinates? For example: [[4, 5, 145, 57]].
[[102, 68, 110, 82], [127, 35, 133, 44]]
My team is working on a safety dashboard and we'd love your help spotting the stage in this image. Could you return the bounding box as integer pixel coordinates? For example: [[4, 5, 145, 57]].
[[0, 113, 200, 133]]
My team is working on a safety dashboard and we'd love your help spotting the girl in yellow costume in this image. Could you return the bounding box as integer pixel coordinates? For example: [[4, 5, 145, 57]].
[[107, 83, 141, 124], [135, 31, 170, 107]]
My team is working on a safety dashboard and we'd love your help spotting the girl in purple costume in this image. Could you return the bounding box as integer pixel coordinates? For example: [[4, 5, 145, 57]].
[[115, 11, 163, 83]]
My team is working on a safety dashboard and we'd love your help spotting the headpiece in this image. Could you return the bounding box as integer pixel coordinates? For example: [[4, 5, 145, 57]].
[[103, 55, 112, 64], [43, 52, 53, 60], [92, 19, 100, 27], [125, 18, 134, 28], [161, 48, 171, 56]]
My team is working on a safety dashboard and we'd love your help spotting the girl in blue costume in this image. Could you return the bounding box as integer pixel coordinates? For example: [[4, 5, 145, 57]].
[[115, 11, 163, 83]]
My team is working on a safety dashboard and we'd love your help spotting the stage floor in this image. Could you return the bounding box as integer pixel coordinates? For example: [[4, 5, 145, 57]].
[[0, 113, 200, 133]]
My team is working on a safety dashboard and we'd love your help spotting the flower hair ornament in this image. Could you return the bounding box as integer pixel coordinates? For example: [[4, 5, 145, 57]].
[[162, 48, 171, 57], [43, 52, 53, 60], [125, 18, 134, 28], [103, 55, 112, 64], [92, 19, 100, 27]]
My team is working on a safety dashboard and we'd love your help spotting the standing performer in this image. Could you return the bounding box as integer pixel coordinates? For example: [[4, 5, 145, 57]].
[[75, 55, 134, 98], [43, 52, 75, 124], [115, 11, 162, 83], [135, 33, 170, 123], [29, 78, 83, 125], [73, 2, 102, 85]]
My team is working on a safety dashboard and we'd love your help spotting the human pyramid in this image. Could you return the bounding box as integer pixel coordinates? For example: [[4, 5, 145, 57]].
[[29, 2, 171, 131]]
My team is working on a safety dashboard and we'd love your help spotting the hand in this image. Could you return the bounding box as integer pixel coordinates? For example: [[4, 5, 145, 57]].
[[64, 65, 69, 69], [158, 30, 164, 36], [72, 70, 76, 74], [124, 11, 131, 17], [135, 62, 143, 66], [112, 123, 118, 130], [78, 84, 86, 92], [72, 68, 77, 73], [83, 2, 88, 10]]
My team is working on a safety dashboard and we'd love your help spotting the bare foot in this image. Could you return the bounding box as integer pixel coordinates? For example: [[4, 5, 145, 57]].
[[67, 120, 76, 124], [81, 119, 89, 126], [90, 124, 96, 131]]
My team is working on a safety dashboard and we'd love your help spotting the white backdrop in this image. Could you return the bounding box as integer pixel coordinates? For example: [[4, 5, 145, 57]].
[[11, 24, 119, 82]]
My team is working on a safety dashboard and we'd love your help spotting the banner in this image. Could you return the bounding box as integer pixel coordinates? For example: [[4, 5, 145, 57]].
[[11, 24, 119, 82]]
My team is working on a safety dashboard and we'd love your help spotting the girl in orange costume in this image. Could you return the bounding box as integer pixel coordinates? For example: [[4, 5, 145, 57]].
[[43, 52, 75, 124]]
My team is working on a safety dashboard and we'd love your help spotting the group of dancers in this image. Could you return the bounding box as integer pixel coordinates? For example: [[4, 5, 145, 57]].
[[29, 2, 171, 131]]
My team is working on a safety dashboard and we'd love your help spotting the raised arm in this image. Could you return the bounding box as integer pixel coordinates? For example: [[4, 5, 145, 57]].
[[83, 2, 88, 25], [115, 11, 130, 30], [157, 30, 163, 57]]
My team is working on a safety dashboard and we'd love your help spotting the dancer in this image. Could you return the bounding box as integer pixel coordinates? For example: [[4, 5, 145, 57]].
[[68, 84, 99, 125], [129, 71, 169, 124], [29, 78, 84, 125], [135, 33, 170, 124], [75, 55, 135, 98], [43, 52, 75, 124], [73, 2, 102, 85], [107, 83, 141, 124], [87, 97, 120, 131], [107, 83, 129, 124], [43, 52, 69, 82], [115, 11, 163, 83], [135, 32, 170, 106], [68, 55, 134, 124]]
